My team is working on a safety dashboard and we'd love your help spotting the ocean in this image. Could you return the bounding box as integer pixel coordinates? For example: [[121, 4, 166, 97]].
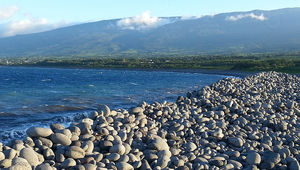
[[0, 66, 229, 143]]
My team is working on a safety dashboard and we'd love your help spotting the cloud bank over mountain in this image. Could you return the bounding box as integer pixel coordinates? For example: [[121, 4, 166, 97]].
[[0, 6, 271, 37], [0, 6, 70, 37], [117, 11, 172, 30], [0, 6, 19, 21], [226, 13, 267, 21]]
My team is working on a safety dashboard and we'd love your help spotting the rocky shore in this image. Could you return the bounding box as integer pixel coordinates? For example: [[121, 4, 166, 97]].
[[0, 71, 299, 170]]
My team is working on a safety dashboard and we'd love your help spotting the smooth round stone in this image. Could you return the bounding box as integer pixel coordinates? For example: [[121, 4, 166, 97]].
[[279, 148, 291, 157], [26, 127, 53, 138], [264, 151, 281, 164], [123, 143, 131, 155], [260, 162, 275, 169], [228, 137, 244, 147], [212, 128, 224, 139], [84, 164, 97, 170], [224, 164, 235, 170], [10, 157, 31, 170], [100, 140, 113, 150], [43, 148, 55, 160], [36, 163, 53, 170], [140, 160, 151, 170], [210, 159, 224, 167], [83, 141, 94, 154], [99, 128, 109, 136], [246, 152, 261, 165], [229, 160, 243, 169], [50, 124, 65, 131], [61, 158, 76, 168], [170, 148, 181, 156], [78, 122, 92, 135], [149, 136, 169, 151], [38, 137, 53, 148], [289, 160, 300, 170], [4, 149, 17, 160], [194, 157, 208, 164], [88, 111, 98, 120], [0, 152, 4, 161], [118, 155, 130, 163], [109, 144, 126, 155], [107, 153, 120, 161], [98, 105, 111, 117], [94, 153, 103, 162], [184, 142, 197, 152], [50, 133, 71, 146], [13, 141, 24, 151], [131, 107, 144, 114], [56, 129, 72, 138], [82, 118, 94, 126], [66, 146, 85, 159], [157, 156, 171, 168], [19, 148, 40, 167], [116, 162, 134, 170], [118, 131, 127, 142], [0, 159, 12, 168]]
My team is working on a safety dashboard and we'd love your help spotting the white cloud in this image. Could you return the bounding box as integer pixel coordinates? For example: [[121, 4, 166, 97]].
[[181, 14, 215, 20], [226, 13, 267, 21], [117, 11, 169, 30], [181, 15, 204, 20], [0, 18, 71, 37], [0, 6, 19, 21], [4, 18, 49, 36], [0, 5, 74, 37]]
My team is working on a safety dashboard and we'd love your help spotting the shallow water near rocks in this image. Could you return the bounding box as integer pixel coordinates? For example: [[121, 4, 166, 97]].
[[0, 66, 229, 142]]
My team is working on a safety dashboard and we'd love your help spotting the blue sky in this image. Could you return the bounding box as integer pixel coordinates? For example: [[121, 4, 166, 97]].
[[0, 0, 299, 37]]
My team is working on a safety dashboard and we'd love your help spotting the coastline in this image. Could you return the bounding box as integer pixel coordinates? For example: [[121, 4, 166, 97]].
[[0, 65, 254, 78], [0, 71, 299, 169]]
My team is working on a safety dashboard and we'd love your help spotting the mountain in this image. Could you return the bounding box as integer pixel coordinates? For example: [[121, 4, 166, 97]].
[[0, 8, 300, 57]]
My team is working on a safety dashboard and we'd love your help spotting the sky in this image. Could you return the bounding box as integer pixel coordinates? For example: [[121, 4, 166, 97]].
[[0, 0, 299, 37]]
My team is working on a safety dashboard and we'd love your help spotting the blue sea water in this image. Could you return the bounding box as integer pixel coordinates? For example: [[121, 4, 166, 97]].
[[0, 66, 229, 142]]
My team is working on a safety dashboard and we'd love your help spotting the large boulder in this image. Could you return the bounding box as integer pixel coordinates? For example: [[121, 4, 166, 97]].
[[19, 148, 40, 167], [50, 133, 71, 146], [26, 127, 53, 138]]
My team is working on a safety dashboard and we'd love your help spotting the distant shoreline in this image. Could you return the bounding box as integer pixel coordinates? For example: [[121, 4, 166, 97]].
[[0, 65, 253, 78]]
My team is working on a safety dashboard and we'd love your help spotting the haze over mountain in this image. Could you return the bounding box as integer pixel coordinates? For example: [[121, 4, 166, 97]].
[[0, 8, 300, 58]]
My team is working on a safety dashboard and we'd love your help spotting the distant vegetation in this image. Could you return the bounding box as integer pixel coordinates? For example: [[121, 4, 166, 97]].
[[1, 53, 299, 74]]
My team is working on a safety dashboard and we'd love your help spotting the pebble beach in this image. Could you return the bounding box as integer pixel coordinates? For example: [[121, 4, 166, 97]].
[[0, 71, 299, 170]]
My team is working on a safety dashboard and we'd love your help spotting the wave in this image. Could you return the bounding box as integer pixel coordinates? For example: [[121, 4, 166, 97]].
[[0, 110, 90, 144]]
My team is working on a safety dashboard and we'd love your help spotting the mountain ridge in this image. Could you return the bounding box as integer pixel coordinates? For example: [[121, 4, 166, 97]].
[[1, 7, 300, 57]]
